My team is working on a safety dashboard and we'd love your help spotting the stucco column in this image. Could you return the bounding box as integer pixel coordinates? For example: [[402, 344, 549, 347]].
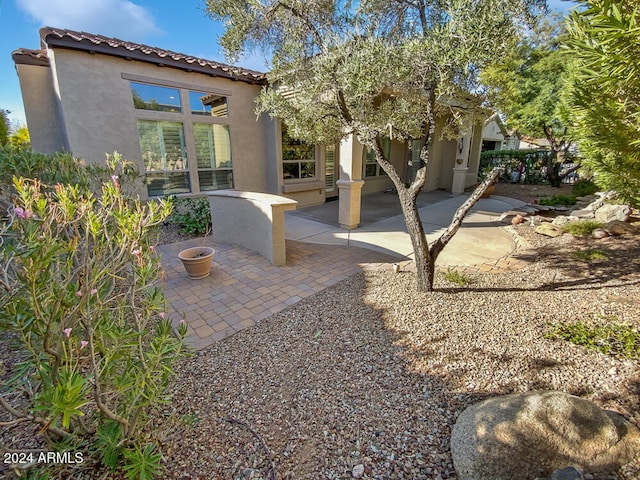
[[452, 132, 471, 195], [337, 134, 365, 229]]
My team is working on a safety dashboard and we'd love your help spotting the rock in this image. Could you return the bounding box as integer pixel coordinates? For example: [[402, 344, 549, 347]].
[[551, 467, 584, 480], [570, 209, 596, 219], [528, 215, 551, 226], [584, 198, 605, 211], [552, 215, 570, 227], [605, 220, 636, 236], [595, 204, 631, 223], [576, 195, 597, 203], [352, 464, 365, 479], [512, 214, 525, 225], [499, 211, 528, 224], [450, 391, 640, 480], [536, 223, 565, 237], [592, 228, 609, 239]]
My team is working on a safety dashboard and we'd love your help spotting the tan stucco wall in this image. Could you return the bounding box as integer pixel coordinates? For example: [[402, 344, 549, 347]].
[[47, 48, 272, 197], [15, 63, 68, 153]]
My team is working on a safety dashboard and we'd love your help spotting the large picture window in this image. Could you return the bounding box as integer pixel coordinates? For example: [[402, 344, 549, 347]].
[[130, 80, 233, 196], [282, 125, 316, 180]]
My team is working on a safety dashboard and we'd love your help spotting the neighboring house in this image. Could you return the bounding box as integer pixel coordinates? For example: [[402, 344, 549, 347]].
[[13, 27, 489, 229], [481, 113, 508, 151]]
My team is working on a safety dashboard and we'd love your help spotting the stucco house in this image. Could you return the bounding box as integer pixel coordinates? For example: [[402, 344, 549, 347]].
[[13, 27, 488, 229]]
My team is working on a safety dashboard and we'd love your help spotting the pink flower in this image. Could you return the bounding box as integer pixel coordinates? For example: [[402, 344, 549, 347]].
[[90, 288, 98, 295], [80, 340, 88, 350], [149, 246, 155, 252], [132, 247, 142, 256], [14, 207, 33, 219], [159, 312, 166, 319], [111, 175, 119, 183], [63, 328, 72, 337], [76, 290, 83, 297]]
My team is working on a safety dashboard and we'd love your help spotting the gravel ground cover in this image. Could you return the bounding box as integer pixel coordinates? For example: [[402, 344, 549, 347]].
[[2, 189, 639, 479], [155, 225, 640, 480]]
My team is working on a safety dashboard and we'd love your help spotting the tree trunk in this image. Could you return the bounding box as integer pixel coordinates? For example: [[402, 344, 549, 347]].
[[398, 188, 434, 291]]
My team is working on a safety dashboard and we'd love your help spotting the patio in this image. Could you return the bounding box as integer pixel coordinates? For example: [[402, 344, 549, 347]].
[[158, 190, 534, 349], [158, 238, 397, 350]]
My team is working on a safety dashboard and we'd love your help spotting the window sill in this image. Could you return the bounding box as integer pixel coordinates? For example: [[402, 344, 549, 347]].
[[281, 180, 324, 193]]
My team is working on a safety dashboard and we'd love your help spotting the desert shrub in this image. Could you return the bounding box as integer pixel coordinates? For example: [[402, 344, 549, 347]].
[[0, 156, 187, 478], [563, 220, 604, 236], [169, 196, 212, 235], [571, 179, 600, 197], [546, 320, 640, 359], [538, 195, 577, 206], [442, 268, 470, 286], [571, 248, 609, 262]]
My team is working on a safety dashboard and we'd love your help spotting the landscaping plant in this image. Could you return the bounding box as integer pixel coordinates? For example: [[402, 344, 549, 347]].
[[563, 220, 604, 237], [0, 152, 187, 478], [169, 196, 212, 235], [546, 319, 640, 359]]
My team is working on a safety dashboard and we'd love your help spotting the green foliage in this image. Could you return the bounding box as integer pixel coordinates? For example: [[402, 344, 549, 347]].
[[563, 220, 604, 236], [538, 195, 577, 206], [9, 126, 30, 150], [442, 268, 471, 286], [546, 319, 640, 358], [571, 179, 599, 197], [123, 443, 163, 480], [480, 149, 549, 184], [566, 1, 640, 208], [0, 152, 188, 478], [0, 109, 9, 146], [571, 248, 609, 261], [169, 196, 212, 235], [481, 15, 575, 185]]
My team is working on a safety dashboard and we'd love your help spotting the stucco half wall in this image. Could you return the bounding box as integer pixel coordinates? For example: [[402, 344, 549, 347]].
[[205, 190, 297, 267]]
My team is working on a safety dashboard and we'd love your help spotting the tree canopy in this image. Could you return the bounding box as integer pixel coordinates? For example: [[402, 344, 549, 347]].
[[481, 15, 576, 186], [566, 0, 640, 207], [205, 0, 546, 290]]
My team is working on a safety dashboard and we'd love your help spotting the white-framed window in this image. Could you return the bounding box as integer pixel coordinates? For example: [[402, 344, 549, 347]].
[[281, 124, 316, 181], [363, 137, 391, 177], [130, 80, 233, 196]]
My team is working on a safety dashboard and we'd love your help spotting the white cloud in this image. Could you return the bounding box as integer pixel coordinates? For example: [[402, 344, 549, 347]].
[[16, 0, 163, 41]]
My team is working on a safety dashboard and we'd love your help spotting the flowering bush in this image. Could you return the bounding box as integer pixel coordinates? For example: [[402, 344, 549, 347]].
[[0, 153, 187, 478]]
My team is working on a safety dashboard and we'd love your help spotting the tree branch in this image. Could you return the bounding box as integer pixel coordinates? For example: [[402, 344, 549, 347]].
[[429, 167, 501, 262]]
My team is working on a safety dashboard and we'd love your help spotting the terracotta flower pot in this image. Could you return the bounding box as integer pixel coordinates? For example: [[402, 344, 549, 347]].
[[178, 246, 215, 279]]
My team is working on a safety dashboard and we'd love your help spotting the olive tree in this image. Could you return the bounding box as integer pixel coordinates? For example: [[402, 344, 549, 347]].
[[206, 0, 546, 291]]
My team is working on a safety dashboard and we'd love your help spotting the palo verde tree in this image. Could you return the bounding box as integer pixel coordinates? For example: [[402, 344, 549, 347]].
[[206, 0, 546, 291], [566, 0, 640, 207], [481, 15, 578, 187]]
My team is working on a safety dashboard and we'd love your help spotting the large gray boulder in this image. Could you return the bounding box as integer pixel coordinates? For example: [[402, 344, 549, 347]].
[[595, 204, 631, 223], [450, 391, 640, 480]]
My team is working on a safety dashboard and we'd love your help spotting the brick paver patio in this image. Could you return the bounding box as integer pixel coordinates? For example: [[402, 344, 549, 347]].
[[157, 238, 399, 350]]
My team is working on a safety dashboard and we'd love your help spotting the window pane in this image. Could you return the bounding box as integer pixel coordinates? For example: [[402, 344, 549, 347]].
[[365, 164, 378, 177], [131, 82, 181, 112], [145, 172, 190, 196], [194, 124, 232, 169], [283, 162, 300, 179], [300, 161, 316, 178], [190, 91, 228, 117], [137, 120, 187, 171], [198, 170, 233, 191]]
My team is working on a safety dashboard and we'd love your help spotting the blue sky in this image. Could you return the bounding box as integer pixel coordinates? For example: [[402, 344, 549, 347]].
[[1, 0, 577, 128]]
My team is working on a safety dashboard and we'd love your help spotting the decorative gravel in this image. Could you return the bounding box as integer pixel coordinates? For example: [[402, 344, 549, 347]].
[[156, 226, 640, 480]]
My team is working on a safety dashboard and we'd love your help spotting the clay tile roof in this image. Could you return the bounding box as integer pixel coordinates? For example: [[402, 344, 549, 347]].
[[11, 48, 50, 67], [38, 26, 267, 85]]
